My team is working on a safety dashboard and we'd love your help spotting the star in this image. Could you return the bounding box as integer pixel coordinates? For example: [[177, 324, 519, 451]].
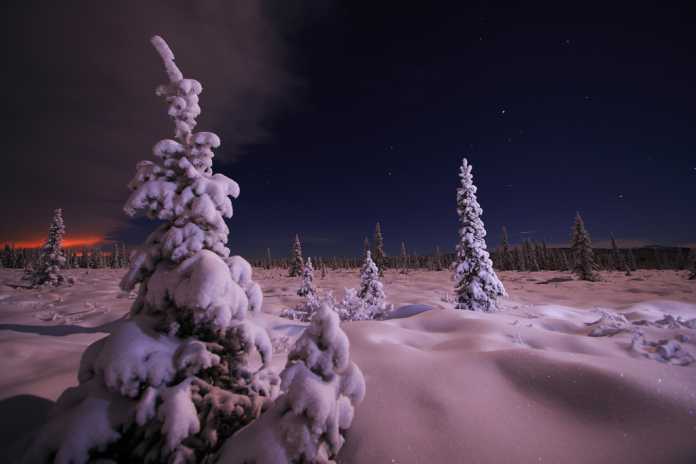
[[618, 194, 624, 199], [500, 108, 506, 115]]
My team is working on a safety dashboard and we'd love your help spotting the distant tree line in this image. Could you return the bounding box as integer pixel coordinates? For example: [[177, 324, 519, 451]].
[[248, 227, 694, 274], [0, 243, 131, 270]]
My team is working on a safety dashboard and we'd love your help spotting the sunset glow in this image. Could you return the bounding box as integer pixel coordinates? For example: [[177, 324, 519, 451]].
[[1, 235, 105, 249]]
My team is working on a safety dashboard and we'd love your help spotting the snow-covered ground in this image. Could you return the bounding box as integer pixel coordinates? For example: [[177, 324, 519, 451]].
[[1, 268, 695, 463]]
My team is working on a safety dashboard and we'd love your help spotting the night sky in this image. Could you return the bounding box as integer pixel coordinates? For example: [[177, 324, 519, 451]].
[[3, 1, 695, 258]]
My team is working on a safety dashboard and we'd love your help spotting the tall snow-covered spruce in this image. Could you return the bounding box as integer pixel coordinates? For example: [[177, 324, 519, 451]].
[[29, 208, 69, 286], [23, 36, 274, 464], [452, 158, 506, 312], [217, 302, 366, 463], [571, 212, 599, 281]]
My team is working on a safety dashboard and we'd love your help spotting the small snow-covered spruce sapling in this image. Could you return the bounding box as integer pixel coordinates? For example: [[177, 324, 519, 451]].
[[452, 158, 507, 312], [29, 208, 70, 287], [570, 212, 600, 281], [23, 36, 274, 464], [216, 301, 366, 463], [289, 233, 304, 277]]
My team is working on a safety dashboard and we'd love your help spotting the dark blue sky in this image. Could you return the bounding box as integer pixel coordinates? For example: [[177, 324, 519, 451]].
[[3, 1, 695, 257], [223, 2, 695, 257]]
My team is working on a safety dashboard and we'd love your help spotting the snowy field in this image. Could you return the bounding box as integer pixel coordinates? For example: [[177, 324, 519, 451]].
[[2, 268, 696, 463]]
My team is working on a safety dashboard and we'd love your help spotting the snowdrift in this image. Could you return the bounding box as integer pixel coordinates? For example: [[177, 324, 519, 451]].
[[340, 308, 696, 463]]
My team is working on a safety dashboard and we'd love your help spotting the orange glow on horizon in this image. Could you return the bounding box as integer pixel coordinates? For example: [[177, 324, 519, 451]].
[[2, 235, 105, 249]]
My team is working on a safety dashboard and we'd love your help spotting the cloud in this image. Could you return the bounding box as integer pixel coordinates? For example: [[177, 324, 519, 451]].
[[2, 0, 305, 243]]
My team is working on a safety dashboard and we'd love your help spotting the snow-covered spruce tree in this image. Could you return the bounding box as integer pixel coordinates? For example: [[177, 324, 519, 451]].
[[540, 241, 550, 270], [399, 241, 408, 274], [610, 234, 624, 272], [571, 212, 599, 281], [500, 226, 512, 271], [513, 246, 525, 271], [289, 234, 304, 277], [452, 158, 506, 312], [320, 258, 327, 279], [111, 243, 121, 269], [23, 36, 274, 464], [29, 208, 69, 286], [524, 240, 540, 272], [627, 248, 638, 271], [217, 301, 366, 463], [358, 250, 386, 312], [434, 245, 443, 271], [265, 247, 272, 270], [372, 222, 386, 275], [297, 257, 317, 298], [363, 236, 370, 258]]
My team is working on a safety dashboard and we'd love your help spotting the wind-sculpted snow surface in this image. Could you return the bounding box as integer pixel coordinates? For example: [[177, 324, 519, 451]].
[[217, 302, 366, 463], [20, 36, 274, 463], [2, 269, 696, 463], [336, 301, 696, 464]]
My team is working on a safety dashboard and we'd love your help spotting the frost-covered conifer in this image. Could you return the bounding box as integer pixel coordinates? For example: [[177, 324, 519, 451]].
[[89, 248, 105, 268], [359, 250, 386, 311], [540, 241, 550, 270], [110, 243, 120, 268], [500, 226, 512, 271], [571, 212, 599, 281], [265, 247, 272, 270], [297, 257, 317, 298], [610, 234, 624, 272], [363, 236, 370, 258], [524, 240, 540, 272], [218, 301, 365, 463], [23, 36, 274, 464], [434, 245, 443, 271], [289, 234, 304, 277], [399, 241, 408, 274], [30, 208, 68, 286], [372, 222, 386, 275], [78, 247, 88, 268], [320, 258, 327, 279], [514, 246, 525, 271], [452, 159, 506, 311], [627, 248, 638, 271]]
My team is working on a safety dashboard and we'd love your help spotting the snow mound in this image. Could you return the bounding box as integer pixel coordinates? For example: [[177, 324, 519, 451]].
[[384, 304, 434, 320]]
